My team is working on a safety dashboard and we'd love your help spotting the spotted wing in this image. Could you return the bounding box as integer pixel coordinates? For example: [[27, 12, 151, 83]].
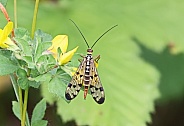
[[90, 60, 105, 104], [65, 58, 86, 100]]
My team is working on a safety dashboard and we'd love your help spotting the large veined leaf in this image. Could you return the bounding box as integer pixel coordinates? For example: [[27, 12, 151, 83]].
[[39, 0, 161, 126], [4, 0, 184, 125], [56, 58, 159, 126]]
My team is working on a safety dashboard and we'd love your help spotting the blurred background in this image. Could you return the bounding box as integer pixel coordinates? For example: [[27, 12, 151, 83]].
[[1, 0, 184, 126]]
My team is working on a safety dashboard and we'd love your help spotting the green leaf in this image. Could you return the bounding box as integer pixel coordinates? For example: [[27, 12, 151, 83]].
[[48, 76, 66, 99], [31, 120, 48, 126], [15, 38, 32, 56], [39, 1, 161, 126], [33, 30, 52, 62], [0, 54, 18, 75], [48, 69, 71, 99], [30, 69, 40, 78], [14, 28, 31, 41], [34, 29, 52, 42], [17, 68, 31, 89], [31, 99, 47, 125], [18, 78, 29, 90], [20, 0, 174, 125], [0, 50, 12, 59], [12, 101, 21, 120], [36, 54, 56, 74], [17, 68, 27, 78], [28, 80, 40, 88], [57, 59, 160, 126], [34, 73, 52, 82], [34, 42, 52, 63], [23, 56, 34, 69], [7, 0, 184, 125], [0, 0, 8, 7], [41, 83, 56, 104]]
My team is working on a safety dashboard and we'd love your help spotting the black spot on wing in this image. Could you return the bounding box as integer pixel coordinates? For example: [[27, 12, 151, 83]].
[[90, 85, 105, 104], [65, 93, 72, 100], [96, 97, 105, 104], [99, 87, 104, 91], [65, 82, 83, 101], [68, 83, 72, 87], [92, 94, 105, 104]]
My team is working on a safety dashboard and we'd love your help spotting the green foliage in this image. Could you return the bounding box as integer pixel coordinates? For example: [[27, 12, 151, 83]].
[[9, 28, 73, 126], [12, 28, 53, 89], [31, 120, 48, 126], [0, 53, 18, 75], [12, 101, 21, 120], [12, 101, 30, 126], [48, 69, 71, 100], [26, 1, 184, 125], [12, 99, 47, 126], [0, 1, 79, 126], [31, 99, 47, 126], [37, 0, 163, 126], [4, 0, 184, 125], [34, 73, 52, 82], [14, 28, 53, 70]]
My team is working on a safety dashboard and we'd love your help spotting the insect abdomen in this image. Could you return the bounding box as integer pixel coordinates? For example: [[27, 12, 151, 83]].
[[83, 54, 92, 99], [84, 55, 92, 85]]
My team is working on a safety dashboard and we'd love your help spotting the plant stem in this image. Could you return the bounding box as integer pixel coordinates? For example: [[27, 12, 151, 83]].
[[19, 87, 23, 126], [13, 1, 23, 125], [21, 0, 40, 124], [0, 2, 10, 22], [14, 0, 17, 28], [31, 0, 40, 39], [10, 74, 30, 126], [22, 88, 29, 126]]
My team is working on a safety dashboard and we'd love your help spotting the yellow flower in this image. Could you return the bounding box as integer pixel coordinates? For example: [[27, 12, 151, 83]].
[[0, 22, 19, 51], [47, 35, 78, 65]]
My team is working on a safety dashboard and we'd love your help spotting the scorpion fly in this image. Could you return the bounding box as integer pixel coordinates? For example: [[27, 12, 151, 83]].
[[65, 20, 117, 104]]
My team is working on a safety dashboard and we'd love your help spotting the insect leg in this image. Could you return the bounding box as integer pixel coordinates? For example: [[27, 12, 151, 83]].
[[94, 55, 100, 63], [78, 55, 85, 62]]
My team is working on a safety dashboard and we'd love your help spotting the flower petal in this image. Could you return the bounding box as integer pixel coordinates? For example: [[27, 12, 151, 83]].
[[0, 38, 9, 48], [57, 35, 68, 53], [0, 29, 3, 35], [47, 35, 69, 59], [0, 29, 3, 46], [0, 22, 13, 42], [48, 35, 68, 53], [59, 46, 78, 65]]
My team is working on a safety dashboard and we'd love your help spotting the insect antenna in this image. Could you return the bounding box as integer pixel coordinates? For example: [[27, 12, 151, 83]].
[[91, 24, 118, 49], [70, 19, 90, 48]]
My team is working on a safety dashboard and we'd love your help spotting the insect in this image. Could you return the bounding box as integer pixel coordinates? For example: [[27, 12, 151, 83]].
[[65, 20, 117, 104]]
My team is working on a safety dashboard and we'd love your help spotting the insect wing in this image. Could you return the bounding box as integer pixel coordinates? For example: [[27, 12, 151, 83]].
[[90, 60, 105, 104], [65, 58, 86, 100]]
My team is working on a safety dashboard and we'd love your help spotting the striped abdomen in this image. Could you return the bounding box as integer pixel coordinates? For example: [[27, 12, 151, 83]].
[[84, 54, 92, 99]]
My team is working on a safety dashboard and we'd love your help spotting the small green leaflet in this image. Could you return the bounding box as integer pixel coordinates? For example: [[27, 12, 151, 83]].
[[0, 54, 18, 75]]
